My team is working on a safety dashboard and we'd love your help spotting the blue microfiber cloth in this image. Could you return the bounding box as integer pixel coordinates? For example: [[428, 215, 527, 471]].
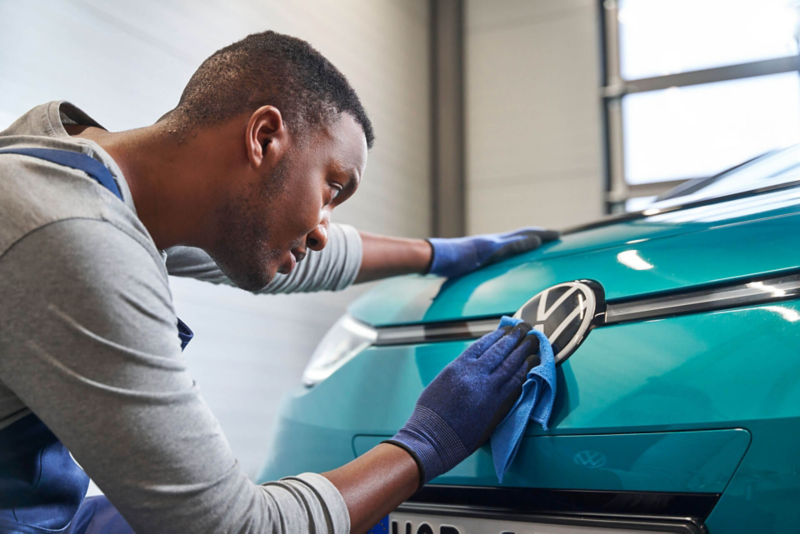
[[490, 315, 556, 482]]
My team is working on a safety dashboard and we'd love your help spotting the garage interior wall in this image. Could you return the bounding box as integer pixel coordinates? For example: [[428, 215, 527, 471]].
[[0, 0, 431, 479], [465, 0, 605, 232]]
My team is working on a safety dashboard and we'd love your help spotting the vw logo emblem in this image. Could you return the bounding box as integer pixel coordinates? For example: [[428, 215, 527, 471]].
[[573, 450, 607, 469], [513, 280, 604, 364]]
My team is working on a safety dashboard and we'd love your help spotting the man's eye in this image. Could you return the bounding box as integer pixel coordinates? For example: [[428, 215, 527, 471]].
[[331, 184, 343, 200]]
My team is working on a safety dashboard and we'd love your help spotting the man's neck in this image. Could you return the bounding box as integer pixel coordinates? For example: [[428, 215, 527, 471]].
[[66, 122, 235, 251]]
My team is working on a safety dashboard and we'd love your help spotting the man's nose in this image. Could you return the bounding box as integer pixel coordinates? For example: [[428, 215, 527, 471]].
[[306, 220, 329, 251]]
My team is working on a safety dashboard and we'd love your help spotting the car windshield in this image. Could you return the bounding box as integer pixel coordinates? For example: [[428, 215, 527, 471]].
[[651, 144, 800, 209]]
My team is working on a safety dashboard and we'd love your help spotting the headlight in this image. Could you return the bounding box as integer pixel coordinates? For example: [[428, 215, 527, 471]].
[[302, 314, 377, 387]]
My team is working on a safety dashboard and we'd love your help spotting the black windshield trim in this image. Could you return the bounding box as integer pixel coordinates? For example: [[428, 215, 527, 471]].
[[563, 177, 800, 235], [655, 153, 770, 203]]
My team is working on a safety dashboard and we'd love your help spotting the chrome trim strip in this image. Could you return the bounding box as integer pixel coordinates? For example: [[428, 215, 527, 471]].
[[605, 273, 800, 325], [372, 273, 800, 346], [374, 318, 498, 346]]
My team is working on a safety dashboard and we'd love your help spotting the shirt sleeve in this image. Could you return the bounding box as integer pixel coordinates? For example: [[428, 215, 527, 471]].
[[0, 219, 350, 534], [165, 222, 363, 293]]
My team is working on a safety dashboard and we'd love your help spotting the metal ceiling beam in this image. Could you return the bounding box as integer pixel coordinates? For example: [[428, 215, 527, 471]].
[[604, 55, 800, 98]]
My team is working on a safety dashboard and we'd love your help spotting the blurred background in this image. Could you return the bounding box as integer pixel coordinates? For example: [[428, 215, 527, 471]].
[[1, 0, 799, 480]]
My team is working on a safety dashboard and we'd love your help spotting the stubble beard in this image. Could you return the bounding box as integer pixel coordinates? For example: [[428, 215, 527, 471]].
[[212, 162, 288, 292]]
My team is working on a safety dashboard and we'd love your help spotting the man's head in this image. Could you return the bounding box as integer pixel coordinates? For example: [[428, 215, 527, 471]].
[[166, 31, 373, 291]]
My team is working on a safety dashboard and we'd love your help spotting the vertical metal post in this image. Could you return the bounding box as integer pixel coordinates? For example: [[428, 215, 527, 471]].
[[430, 0, 466, 237], [603, 0, 628, 212]]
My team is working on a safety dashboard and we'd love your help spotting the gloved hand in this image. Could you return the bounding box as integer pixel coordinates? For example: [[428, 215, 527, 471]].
[[385, 322, 541, 486], [427, 227, 560, 279]]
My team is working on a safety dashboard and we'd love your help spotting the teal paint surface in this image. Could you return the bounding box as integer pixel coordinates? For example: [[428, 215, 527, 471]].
[[271, 302, 800, 434], [260, 302, 800, 532], [261, 194, 800, 531], [258, 416, 355, 482], [350, 210, 800, 326], [705, 418, 800, 533], [353, 429, 750, 493]]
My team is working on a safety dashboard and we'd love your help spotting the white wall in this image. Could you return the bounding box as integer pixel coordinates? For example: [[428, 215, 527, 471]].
[[0, 0, 430, 479], [465, 0, 605, 232]]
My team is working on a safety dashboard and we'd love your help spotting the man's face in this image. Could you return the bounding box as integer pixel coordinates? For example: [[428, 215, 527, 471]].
[[213, 113, 368, 292]]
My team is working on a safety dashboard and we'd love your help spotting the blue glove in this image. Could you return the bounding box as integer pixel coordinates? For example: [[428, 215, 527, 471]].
[[427, 227, 560, 278], [385, 322, 541, 486], [490, 316, 556, 483]]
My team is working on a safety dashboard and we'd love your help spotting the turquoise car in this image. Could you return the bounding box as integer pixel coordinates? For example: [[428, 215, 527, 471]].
[[258, 146, 800, 533]]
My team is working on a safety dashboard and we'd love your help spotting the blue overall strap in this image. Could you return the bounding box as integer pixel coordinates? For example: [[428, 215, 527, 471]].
[[0, 147, 123, 201], [0, 147, 192, 531], [177, 318, 194, 350], [0, 147, 194, 350]]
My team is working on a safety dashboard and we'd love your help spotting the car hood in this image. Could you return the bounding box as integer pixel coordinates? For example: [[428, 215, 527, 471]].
[[350, 192, 800, 326]]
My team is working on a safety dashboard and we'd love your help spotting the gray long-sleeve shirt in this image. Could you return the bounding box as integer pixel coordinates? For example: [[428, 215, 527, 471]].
[[0, 102, 360, 533]]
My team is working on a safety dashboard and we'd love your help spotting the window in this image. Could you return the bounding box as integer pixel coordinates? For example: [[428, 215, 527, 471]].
[[602, 0, 800, 212], [653, 144, 800, 208], [623, 73, 800, 184], [619, 0, 799, 79]]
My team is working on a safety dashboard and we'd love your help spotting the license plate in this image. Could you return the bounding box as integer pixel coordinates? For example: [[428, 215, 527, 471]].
[[387, 510, 677, 534]]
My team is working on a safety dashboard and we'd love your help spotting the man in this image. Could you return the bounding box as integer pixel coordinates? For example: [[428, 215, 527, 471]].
[[0, 31, 555, 532]]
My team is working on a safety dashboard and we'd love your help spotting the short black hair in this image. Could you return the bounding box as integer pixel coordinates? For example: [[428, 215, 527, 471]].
[[170, 30, 374, 148]]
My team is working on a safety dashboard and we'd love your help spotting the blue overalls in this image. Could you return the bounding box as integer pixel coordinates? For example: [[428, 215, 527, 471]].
[[0, 148, 194, 533]]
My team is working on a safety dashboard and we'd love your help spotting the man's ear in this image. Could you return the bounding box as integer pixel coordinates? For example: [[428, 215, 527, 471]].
[[245, 105, 288, 168]]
